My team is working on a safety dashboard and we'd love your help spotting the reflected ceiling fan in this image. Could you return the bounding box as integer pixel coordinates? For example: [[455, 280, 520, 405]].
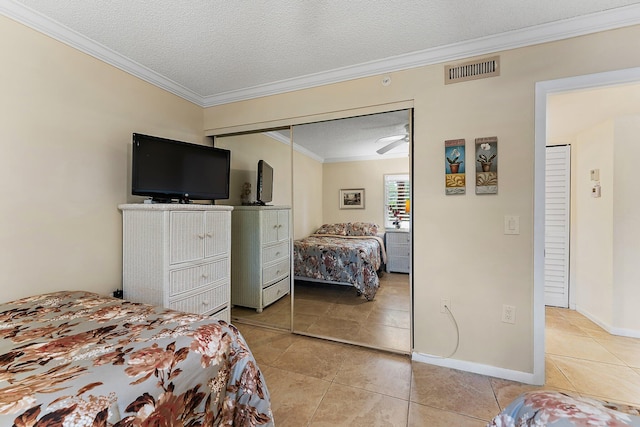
[[375, 124, 409, 154]]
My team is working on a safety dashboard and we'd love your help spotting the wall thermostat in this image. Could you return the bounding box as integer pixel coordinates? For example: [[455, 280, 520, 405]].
[[590, 169, 600, 181]]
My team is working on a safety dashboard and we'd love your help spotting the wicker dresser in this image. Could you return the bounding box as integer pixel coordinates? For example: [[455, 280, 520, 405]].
[[230, 205, 291, 312], [119, 204, 233, 322], [385, 229, 411, 273]]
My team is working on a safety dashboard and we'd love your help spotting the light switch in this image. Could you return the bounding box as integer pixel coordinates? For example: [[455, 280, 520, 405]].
[[504, 215, 520, 235]]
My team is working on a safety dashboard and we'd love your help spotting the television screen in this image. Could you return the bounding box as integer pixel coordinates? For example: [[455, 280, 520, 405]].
[[132, 133, 230, 203], [257, 160, 273, 205]]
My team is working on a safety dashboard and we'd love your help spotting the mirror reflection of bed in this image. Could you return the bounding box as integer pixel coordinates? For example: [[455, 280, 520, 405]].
[[290, 110, 412, 353], [216, 108, 412, 354]]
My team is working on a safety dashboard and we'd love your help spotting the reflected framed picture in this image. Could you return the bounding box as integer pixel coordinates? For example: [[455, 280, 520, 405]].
[[339, 188, 365, 209]]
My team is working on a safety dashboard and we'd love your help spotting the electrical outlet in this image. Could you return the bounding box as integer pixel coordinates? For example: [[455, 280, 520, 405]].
[[502, 305, 516, 324], [440, 298, 451, 314]]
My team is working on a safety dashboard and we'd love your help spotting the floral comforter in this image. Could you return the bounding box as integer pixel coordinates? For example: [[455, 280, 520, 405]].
[[488, 391, 640, 426], [293, 235, 384, 301], [0, 291, 273, 426]]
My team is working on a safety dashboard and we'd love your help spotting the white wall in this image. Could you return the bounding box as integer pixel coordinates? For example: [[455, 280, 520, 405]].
[[612, 116, 640, 333], [0, 16, 204, 303], [293, 150, 323, 239], [214, 133, 292, 207], [574, 121, 615, 326], [322, 158, 409, 227]]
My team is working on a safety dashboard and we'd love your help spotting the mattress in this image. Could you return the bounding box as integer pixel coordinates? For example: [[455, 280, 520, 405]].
[[0, 290, 273, 426]]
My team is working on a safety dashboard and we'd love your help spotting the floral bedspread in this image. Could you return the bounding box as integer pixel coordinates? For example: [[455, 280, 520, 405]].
[[488, 391, 640, 426], [293, 235, 383, 300], [0, 291, 273, 426]]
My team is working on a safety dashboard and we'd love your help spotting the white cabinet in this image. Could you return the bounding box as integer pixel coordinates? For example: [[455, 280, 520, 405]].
[[119, 204, 233, 322], [231, 206, 291, 312], [386, 229, 411, 274]]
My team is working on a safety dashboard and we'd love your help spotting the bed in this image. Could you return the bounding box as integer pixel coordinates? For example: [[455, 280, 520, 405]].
[[0, 290, 273, 426], [489, 390, 640, 426], [293, 222, 386, 301]]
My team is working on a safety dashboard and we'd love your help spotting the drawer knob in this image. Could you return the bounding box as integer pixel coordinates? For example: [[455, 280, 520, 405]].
[[201, 274, 209, 279], [206, 233, 213, 238], [202, 300, 209, 306], [275, 252, 280, 256], [197, 234, 205, 239]]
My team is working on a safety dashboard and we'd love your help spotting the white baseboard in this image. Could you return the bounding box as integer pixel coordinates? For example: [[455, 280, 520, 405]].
[[412, 352, 540, 385], [575, 306, 640, 339]]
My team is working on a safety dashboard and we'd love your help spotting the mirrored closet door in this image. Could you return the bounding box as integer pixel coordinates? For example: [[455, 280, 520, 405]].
[[215, 130, 293, 331], [290, 110, 412, 353]]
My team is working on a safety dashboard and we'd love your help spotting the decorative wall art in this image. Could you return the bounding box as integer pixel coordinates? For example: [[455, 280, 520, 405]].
[[339, 188, 365, 209], [475, 136, 498, 194], [445, 139, 466, 195]]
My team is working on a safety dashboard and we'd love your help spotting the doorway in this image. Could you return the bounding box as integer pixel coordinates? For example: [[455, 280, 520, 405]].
[[534, 66, 640, 383]]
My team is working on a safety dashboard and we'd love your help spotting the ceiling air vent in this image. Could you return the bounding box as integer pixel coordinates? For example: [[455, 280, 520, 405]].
[[445, 56, 500, 84]]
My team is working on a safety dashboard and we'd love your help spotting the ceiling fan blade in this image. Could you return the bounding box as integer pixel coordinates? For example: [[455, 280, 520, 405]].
[[376, 137, 408, 154], [376, 134, 406, 144]]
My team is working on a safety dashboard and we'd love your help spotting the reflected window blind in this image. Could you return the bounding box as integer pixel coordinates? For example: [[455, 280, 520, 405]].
[[384, 174, 410, 227]]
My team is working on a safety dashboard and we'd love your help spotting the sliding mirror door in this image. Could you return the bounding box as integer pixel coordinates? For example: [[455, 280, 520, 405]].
[[215, 130, 293, 330], [291, 110, 412, 353]]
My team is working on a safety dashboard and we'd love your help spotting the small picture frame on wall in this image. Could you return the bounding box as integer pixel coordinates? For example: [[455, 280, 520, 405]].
[[445, 138, 466, 195], [339, 188, 365, 209], [475, 136, 498, 194]]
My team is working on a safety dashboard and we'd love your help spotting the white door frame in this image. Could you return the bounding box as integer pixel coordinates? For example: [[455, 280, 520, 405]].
[[533, 66, 640, 385]]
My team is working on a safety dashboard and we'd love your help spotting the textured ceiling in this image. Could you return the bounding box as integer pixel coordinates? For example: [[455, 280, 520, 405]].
[[4, 1, 640, 161], [7, 0, 640, 104], [283, 110, 412, 163]]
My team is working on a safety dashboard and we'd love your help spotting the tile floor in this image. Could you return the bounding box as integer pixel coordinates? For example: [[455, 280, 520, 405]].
[[235, 305, 640, 426], [232, 272, 411, 353]]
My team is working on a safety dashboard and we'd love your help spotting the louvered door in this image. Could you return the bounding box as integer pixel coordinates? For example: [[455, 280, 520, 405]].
[[545, 145, 571, 307]]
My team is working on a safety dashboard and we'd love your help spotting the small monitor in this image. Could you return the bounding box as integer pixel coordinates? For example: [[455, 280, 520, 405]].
[[257, 160, 273, 205]]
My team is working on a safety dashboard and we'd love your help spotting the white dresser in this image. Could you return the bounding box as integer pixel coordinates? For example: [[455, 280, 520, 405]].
[[119, 204, 233, 322], [231, 206, 291, 312], [385, 229, 411, 274]]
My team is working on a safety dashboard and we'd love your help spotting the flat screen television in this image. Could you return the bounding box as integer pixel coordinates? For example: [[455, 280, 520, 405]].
[[131, 133, 230, 203], [256, 160, 273, 205]]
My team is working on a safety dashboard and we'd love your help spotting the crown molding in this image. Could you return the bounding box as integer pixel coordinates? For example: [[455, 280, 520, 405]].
[[264, 131, 326, 163], [0, 0, 205, 106], [3, 0, 640, 108], [202, 4, 640, 107], [324, 152, 409, 164]]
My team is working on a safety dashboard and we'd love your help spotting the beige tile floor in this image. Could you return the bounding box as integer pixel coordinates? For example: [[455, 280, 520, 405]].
[[232, 272, 411, 353], [235, 306, 640, 426]]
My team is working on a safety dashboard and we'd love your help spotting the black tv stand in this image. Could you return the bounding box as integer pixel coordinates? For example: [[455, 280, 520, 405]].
[[242, 201, 269, 206]]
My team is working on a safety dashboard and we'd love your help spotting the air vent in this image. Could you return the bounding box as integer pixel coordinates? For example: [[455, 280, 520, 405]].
[[445, 56, 500, 84]]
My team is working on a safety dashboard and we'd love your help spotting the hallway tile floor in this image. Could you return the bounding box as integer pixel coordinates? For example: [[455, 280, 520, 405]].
[[236, 306, 640, 426]]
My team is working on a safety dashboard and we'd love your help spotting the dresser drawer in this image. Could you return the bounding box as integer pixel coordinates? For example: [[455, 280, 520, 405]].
[[262, 258, 290, 287], [387, 256, 410, 273], [210, 306, 230, 323], [262, 241, 289, 264], [169, 282, 229, 315], [263, 277, 290, 307], [386, 231, 411, 245], [169, 259, 228, 296]]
